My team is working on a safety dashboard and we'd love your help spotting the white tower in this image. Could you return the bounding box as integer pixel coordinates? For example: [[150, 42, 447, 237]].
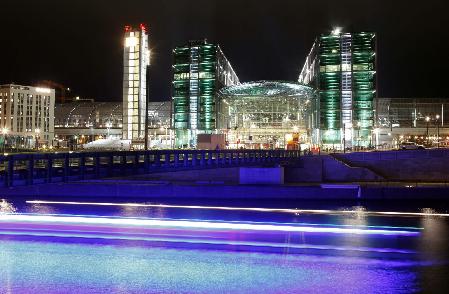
[[122, 24, 150, 142]]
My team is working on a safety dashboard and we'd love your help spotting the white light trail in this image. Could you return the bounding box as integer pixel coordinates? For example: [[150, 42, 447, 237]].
[[0, 214, 419, 236], [26, 200, 449, 218]]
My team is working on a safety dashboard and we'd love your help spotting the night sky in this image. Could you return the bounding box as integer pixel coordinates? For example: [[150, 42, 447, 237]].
[[1, 0, 448, 102]]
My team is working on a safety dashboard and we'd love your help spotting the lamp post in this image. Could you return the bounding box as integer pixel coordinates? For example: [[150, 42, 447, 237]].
[[160, 126, 167, 148], [35, 128, 40, 150], [373, 128, 379, 150], [2, 128, 8, 153], [436, 115, 440, 148], [356, 121, 361, 150], [106, 121, 112, 138], [425, 116, 430, 146]]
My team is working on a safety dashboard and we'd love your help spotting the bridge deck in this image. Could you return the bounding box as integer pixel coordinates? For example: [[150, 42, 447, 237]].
[[0, 149, 300, 188]]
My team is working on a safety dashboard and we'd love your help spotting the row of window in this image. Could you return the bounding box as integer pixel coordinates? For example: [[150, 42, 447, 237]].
[[320, 63, 374, 73]]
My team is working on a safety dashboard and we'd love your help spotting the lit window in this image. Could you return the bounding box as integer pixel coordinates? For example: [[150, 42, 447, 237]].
[[125, 36, 138, 47]]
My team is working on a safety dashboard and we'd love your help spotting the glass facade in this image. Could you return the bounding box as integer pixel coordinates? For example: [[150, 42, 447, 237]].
[[122, 24, 150, 141], [219, 81, 314, 149], [299, 31, 376, 148], [376, 98, 449, 128], [172, 40, 239, 148]]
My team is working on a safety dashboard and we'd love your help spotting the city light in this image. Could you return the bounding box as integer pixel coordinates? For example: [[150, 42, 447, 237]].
[[36, 87, 51, 93], [25, 200, 449, 217], [331, 27, 342, 35]]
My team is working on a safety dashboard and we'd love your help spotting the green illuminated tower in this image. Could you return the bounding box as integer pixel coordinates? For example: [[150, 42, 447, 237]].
[[299, 29, 376, 148], [172, 40, 239, 148]]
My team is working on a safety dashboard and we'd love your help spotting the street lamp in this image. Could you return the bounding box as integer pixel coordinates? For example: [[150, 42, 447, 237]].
[[160, 126, 168, 148], [35, 128, 40, 150], [373, 128, 380, 150], [2, 128, 8, 153], [436, 115, 440, 148], [356, 121, 361, 149], [106, 121, 112, 137], [425, 116, 430, 145]]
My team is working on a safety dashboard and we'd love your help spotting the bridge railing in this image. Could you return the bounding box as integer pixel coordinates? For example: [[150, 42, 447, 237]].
[[0, 149, 300, 187]]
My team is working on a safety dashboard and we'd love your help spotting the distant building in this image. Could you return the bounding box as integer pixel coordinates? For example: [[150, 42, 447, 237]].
[[0, 84, 55, 148], [122, 24, 150, 143], [299, 30, 377, 148], [172, 39, 239, 148], [54, 101, 171, 149], [374, 97, 449, 148]]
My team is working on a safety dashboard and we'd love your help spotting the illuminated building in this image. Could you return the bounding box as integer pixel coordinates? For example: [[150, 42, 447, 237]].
[[172, 39, 239, 148], [122, 24, 150, 144], [299, 30, 377, 148], [0, 84, 55, 148], [218, 81, 314, 149]]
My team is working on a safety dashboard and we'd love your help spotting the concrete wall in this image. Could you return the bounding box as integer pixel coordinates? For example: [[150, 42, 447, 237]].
[[284, 155, 383, 183], [132, 167, 241, 184], [334, 149, 449, 181], [239, 167, 284, 185], [2, 181, 449, 199]]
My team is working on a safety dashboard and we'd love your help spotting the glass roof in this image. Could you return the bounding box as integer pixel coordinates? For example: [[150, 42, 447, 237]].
[[219, 81, 314, 97]]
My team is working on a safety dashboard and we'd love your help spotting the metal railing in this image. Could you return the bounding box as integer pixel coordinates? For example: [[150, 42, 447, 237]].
[[0, 149, 300, 188]]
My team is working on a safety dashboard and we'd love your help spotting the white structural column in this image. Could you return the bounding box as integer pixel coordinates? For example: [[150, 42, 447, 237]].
[[340, 33, 353, 148]]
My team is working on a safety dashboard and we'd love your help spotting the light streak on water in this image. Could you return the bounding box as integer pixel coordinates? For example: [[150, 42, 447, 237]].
[[0, 213, 420, 236], [26, 200, 449, 217]]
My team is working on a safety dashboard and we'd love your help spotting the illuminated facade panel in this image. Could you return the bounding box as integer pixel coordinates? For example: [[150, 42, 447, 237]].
[[172, 40, 239, 148], [122, 24, 150, 141], [299, 31, 376, 147]]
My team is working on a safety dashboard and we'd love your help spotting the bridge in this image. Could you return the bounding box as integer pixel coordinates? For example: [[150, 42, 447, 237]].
[[0, 149, 300, 188]]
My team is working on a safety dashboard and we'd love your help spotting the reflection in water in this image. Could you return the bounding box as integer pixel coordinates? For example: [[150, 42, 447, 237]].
[[27, 203, 56, 215], [340, 206, 369, 253], [0, 199, 16, 214], [0, 198, 447, 293], [418, 216, 449, 292], [0, 239, 421, 293]]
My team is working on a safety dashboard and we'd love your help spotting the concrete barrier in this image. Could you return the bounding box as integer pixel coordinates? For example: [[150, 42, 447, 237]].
[[334, 149, 449, 181]]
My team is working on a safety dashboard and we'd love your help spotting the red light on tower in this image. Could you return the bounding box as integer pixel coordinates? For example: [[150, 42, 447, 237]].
[[140, 23, 147, 32], [124, 25, 131, 32]]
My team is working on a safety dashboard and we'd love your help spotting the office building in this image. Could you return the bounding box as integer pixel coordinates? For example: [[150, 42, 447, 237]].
[[0, 84, 55, 149], [299, 29, 377, 148], [172, 39, 239, 148], [122, 24, 150, 143]]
